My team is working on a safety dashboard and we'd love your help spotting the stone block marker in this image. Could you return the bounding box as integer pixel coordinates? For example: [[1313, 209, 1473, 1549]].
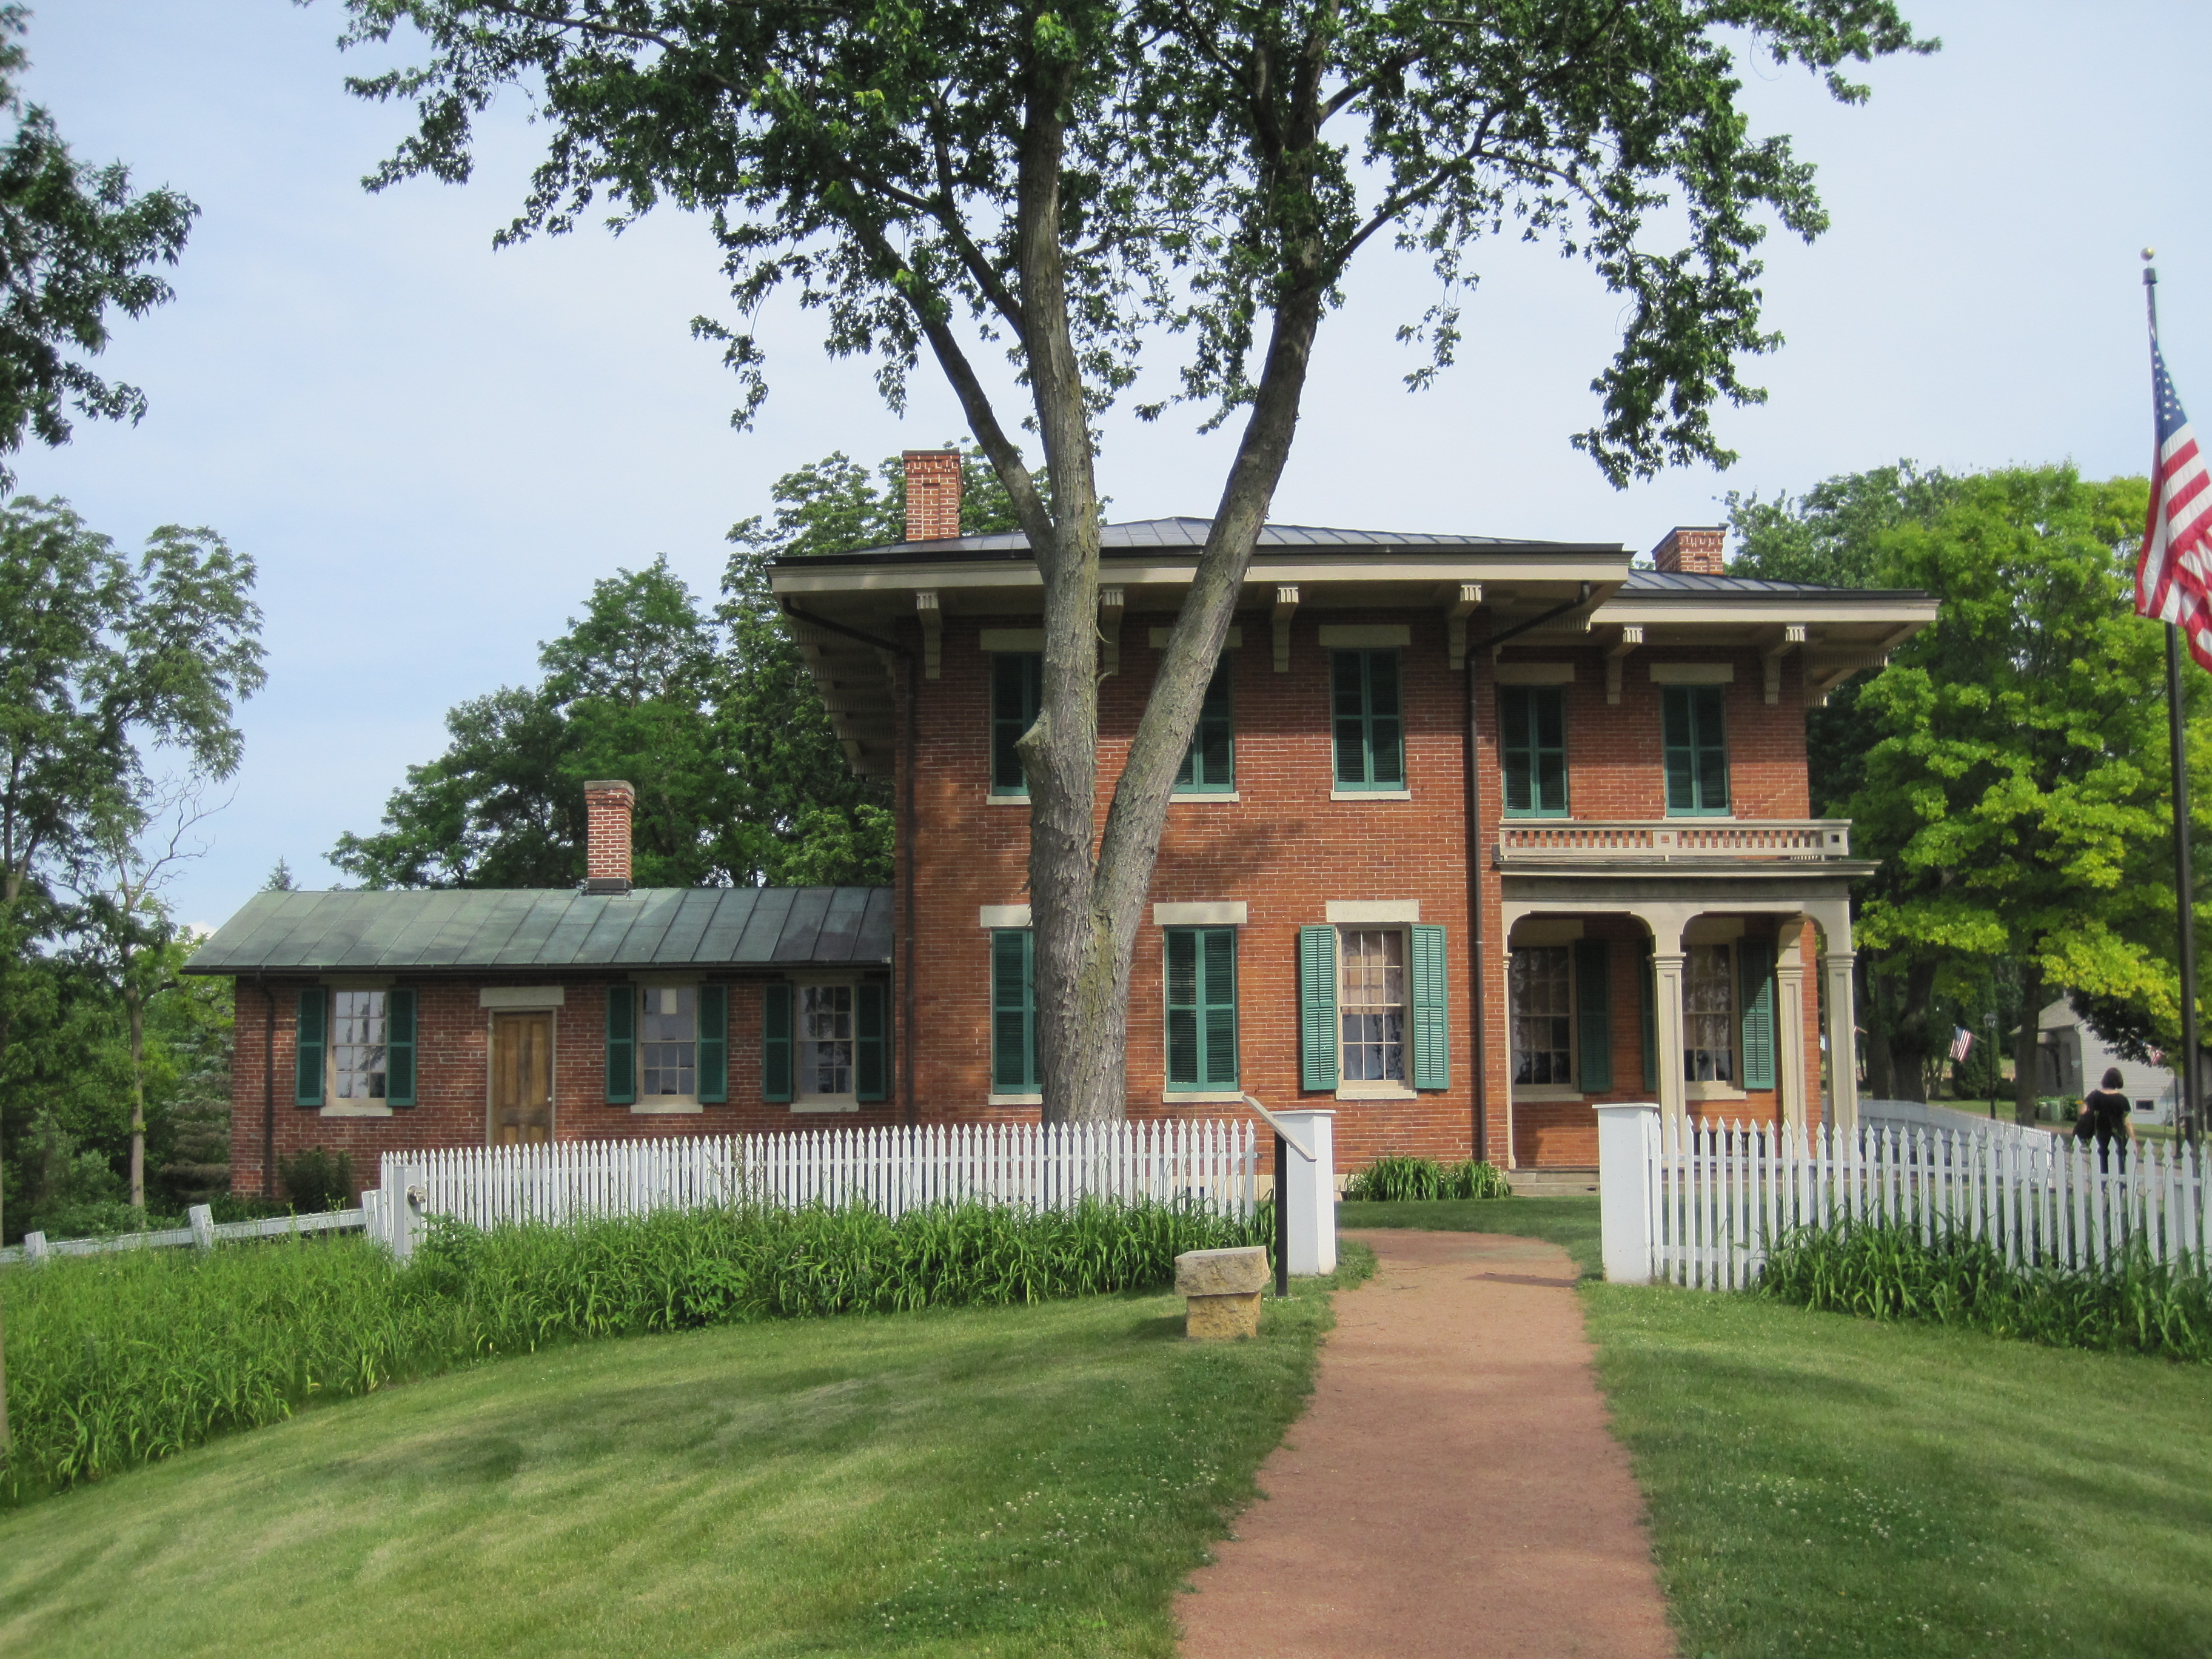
[[1176, 1245, 1269, 1339]]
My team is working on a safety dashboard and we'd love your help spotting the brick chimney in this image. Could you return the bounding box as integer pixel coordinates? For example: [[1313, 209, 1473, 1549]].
[[1650, 526, 1727, 575], [582, 779, 635, 894], [903, 449, 962, 543]]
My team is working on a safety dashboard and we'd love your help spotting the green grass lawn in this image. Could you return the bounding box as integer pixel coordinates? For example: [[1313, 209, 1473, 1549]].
[[0, 1250, 1370, 1659], [1344, 1195, 2212, 1658]]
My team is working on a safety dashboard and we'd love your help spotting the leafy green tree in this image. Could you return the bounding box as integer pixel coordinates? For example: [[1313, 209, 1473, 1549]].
[[0, 6, 198, 489], [1726, 461, 1960, 1096], [338, 0, 1928, 1119], [1849, 466, 2186, 1124]]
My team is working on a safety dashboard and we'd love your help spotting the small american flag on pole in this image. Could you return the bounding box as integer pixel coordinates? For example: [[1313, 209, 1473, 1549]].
[[1949, 1026, 1974, 1064], [2138, 331, 2212, 670]]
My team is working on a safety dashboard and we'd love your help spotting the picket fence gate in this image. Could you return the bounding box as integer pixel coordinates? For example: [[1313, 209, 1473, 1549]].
[[1630, 1113, 2212, 1290], [377, 1119, 1260, 1252]]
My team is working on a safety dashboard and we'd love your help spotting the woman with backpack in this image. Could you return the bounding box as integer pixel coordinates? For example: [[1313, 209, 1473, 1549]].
[[2076, 1067, 2137, 1169]]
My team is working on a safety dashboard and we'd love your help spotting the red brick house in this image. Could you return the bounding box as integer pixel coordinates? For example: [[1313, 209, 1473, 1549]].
[[192, 457, 1932, 1194]]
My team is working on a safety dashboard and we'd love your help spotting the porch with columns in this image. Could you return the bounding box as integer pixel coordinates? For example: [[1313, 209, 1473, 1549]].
[[1495, 880, 1863, 1165]]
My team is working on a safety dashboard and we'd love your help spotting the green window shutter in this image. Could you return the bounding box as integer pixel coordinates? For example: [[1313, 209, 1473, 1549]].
[[1298, 925, 1338, 1090], [1410, 924, 1450, 1090], [856, 980, 890, 1102], [1661, 686, 1695, 813], [1175, 658, 1235, 792], [761, 981, 793, 1103], [605, 983, 637, 1105], [1202, 928, 1238, 1087], [1693, 685, 1729, 814], [991, 929, 1037, 1091], [697, 984, 729, 1103], [990, 653, 1041, 795], [294, 987, 326, 1107], [1739, 940, 1777, 1090], [1532, 685, 1566, 814], [385, 987, 417, 1107], [1367, 651, 1403, 785], [1500, 685, 1532, 814], [1575, 939, 1612, 1093], [1638, 937, 1658, 1091], [1330, 652, 1366, 786], [1167, 928, 1239, 1089], [1165, 928, 1200, 1086]]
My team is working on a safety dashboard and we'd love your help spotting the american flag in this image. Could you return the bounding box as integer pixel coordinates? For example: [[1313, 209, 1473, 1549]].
[[1949, 1026, 1974, 1064], [2139, 330, 2212, 670]]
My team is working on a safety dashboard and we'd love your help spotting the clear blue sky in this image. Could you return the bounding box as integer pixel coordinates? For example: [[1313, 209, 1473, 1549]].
[[17, 1, 2208, 926]]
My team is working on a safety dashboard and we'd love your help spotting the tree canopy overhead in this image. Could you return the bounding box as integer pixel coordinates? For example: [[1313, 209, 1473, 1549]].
[[0, 7, 197, 489], [336, 0, 1931, 1119]]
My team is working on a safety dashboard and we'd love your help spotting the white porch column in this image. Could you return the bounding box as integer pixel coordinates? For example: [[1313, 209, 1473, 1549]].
[[1822, 950, 1859, 1142], [1500, 945, 1517, 1168], [1653, 950, 1688, 1141], [1774, 922, 1809, 1139]]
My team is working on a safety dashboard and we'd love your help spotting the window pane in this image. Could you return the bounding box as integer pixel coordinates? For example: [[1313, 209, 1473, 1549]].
[[641, 985, 698, 1097], [1536, 750, 1568, 814], [332, 989, 387, 1100], [1366, 652, 1399, 719], [1685, 945, 1735, 1082], [991, 654, 1036, 793], [1533, 688, 1564, 749], [800, 984, 854, 1097], [1510, 947, 1574, 1086], [1369, 717, 1403, 785], [1339, 928, 1406, 1082]]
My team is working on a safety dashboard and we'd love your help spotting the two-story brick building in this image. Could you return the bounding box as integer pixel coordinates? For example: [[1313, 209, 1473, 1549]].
[[771, 460, 1932, 1173], [192, 454, 1933, 1193]]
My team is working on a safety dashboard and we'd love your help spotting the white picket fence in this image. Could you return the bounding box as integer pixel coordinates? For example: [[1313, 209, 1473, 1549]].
[[0, 1203, 371, 1267], [375, 1119, 1261, 1255], [1596, 1104, 2212, 1289]]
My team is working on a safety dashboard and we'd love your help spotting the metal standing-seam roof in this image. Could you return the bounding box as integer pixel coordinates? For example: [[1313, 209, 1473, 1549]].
[[183, 887, 895, 976]]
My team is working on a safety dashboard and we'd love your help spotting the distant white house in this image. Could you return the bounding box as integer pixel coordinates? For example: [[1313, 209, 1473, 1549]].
[[2036, 999, 2177, 1124]]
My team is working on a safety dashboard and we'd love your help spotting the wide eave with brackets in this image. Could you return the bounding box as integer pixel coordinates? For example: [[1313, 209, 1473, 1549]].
[[768, 516, 1938, 776]]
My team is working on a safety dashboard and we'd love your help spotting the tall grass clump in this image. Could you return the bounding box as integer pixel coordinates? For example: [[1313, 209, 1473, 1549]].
[[1340, 1154, 1510, 1202], [1759, 1216, 2212, 1362], [0, 1197, 1260, 1505]]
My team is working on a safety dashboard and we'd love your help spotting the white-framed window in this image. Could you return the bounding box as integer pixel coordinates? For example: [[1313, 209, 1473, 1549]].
[[332, 989, 388, 1101], [640, 985, 698, 1100], [1686, 943, 1735, 1083], [1339, 928, 1407, 1083], [1510, 948, 1574, 1087], [799, 983, 856, 1103]]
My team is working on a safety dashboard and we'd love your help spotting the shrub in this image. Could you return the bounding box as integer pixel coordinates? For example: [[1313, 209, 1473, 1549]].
[[278, 1146, 354, 1212], [1341, 1154, 1511, 1202], [1758, 1217, 2212, 1363], [0, 1196, 1261, 1505]]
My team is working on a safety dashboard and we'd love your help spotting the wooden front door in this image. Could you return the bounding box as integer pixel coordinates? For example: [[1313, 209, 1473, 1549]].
[[491, 1013, 554, 1145]]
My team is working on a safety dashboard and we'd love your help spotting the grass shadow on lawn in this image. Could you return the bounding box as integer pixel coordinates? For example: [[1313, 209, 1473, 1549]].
[[0, 1246, 1375, 1659]]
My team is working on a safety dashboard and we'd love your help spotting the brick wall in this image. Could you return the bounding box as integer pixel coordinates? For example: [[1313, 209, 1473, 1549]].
[[895, 612, 1828, 1173], [229, 976, 902, 1200]]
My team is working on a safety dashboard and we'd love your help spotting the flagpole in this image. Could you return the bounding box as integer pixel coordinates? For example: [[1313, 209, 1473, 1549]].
[[2147, 252, 2202, 1147]]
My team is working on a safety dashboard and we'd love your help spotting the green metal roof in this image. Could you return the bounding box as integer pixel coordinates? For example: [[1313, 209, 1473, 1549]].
[[184, 887, 894, 976]]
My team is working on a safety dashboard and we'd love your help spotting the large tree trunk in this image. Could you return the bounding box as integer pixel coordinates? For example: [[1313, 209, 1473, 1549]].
[[990, 32, 1331, 1123], [2013, 957, 2045, 1127]]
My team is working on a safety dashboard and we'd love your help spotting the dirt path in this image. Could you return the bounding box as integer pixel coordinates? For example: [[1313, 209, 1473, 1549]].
[[1177, 1230, 1676, 1659]]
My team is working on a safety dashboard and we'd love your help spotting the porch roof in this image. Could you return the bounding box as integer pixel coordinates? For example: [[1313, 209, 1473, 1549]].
[[183, 886, 895, 976]]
